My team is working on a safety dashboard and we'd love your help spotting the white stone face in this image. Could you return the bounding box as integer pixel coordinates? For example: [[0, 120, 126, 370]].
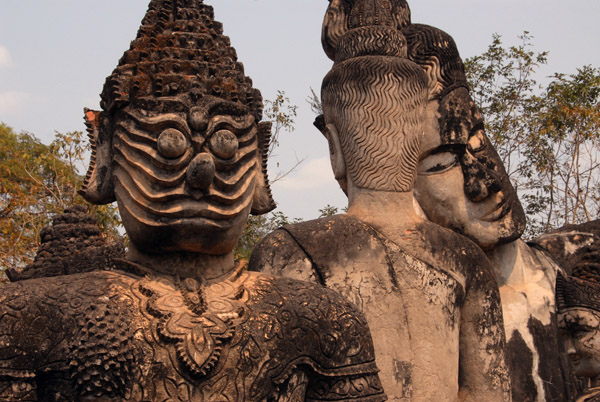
[[414, 99, 523, 250]]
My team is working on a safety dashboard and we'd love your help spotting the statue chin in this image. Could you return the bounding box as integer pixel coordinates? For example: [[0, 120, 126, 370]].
[[415, 167, 525, 250], [116, 192, 250, 255]]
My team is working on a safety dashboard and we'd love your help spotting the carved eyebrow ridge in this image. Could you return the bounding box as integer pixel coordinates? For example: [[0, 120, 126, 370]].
[[418, 143, 465, 161]]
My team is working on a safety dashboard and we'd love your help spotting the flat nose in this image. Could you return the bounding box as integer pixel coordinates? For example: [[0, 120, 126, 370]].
[[186, 153, 215, 190], [564, 338, 577, 356], [461, 151, 502, 202]]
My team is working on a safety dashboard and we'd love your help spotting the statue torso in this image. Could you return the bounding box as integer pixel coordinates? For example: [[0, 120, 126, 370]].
[[0, 264, 385, 402], [250, 215, 483, 402]]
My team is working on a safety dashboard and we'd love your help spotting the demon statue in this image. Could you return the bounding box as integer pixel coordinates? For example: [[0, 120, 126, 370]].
[[0, 1, 387, 401], [250, 0, 511, 400], [557, 240, 600, 402]]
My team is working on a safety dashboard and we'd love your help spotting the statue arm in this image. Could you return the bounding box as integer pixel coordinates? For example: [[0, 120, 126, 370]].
[[249, 229, 320, 284], [458, 265, 511, 402], [275, 367, 387, 402]]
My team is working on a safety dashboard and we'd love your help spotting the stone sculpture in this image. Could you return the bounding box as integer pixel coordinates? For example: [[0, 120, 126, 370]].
[[408, 26, 570, 402], [405, 6, 584, 401], [5, 205, 125, 282], [557, 242, 600, 402], [250, 1, 511, 400], [0, 1, 387, 400]]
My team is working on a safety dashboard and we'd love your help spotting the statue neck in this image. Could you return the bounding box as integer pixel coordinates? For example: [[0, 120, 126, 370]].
[[346, 183, 422, 233], [126, 244, 236, 282]]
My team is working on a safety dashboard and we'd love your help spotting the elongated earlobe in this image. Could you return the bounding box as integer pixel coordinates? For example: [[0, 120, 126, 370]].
[[324, 123, 346, 181], [251, 121, 276, 215], [78, 108, 116, 205]]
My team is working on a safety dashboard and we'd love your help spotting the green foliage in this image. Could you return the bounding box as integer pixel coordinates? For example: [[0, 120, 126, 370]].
[[465, 33, 600, 236], [263, 90, 298, 158], [318, 204, 339, 217], [234, 91, 306, 260], [464, 32, 548, 177], [0, 124, 121, 274], [234, 212, 303, 261]]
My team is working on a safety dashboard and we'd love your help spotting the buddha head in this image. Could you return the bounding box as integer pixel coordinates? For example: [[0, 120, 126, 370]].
[[319, 0, 428, 195], [79, 0, 275, 255], [557, 253, 600, 381], [405, 25, 526, 249]]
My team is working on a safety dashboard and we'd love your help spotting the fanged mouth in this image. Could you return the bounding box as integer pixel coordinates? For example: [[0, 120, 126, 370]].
[[480, 193, 512, 222]]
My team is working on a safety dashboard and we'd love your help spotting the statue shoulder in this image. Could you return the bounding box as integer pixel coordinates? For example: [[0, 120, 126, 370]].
[[411, 220, 493, 280], [249, 226, 307, 275], [249, 215, 383, 283], [247, 272, 386, 401], [0, 271, 141, 399]]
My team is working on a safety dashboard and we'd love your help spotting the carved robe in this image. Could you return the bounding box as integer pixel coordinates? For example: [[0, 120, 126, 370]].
[[250, 215, 509, 402], [0, 262, 386, 402]]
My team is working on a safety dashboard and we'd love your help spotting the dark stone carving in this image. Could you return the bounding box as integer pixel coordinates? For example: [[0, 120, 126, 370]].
[[0, 265, 385, 401], [0, 1, 386, 400], [252, 1, 511, 399], [531, 220, 600, 277], [6, 205, 125, 282], [557, 237, 600, 401]]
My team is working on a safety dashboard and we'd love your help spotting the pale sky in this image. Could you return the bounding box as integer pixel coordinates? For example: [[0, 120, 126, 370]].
[[1, 0, 599, 220]]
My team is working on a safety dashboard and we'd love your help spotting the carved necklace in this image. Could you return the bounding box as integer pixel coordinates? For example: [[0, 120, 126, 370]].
[[119, 259, 248, 380]]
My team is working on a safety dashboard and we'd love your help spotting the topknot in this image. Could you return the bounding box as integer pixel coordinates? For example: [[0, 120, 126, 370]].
[[322, 0, 411, 61], [333, 0, 408, 64], [100, 0, 262, 121]]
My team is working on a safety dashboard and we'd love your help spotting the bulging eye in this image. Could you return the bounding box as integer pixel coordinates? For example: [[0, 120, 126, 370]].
[[418, 152, 459, 175], [468, 130, 486, 153], [157, 128, 188, 159], [210, 130, 238, 159]]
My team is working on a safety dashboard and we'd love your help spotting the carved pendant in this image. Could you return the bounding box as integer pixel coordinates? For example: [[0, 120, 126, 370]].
[[138, 263, 247, 380]]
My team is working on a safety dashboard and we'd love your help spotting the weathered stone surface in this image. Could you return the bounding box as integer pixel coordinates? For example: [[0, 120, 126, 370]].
[[6, 206, 125, 282], [0, 264, 385, 401], [0, 1, 386, 400], [397, 2, 585, 400], [252, 1, 511, 400], [557, 239, 600, 401], [251, 215, 510, 401], [530, 220, 600, 276]]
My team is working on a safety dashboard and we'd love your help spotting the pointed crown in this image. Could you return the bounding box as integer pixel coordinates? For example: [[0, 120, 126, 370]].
[[100, 0, 262, 122]]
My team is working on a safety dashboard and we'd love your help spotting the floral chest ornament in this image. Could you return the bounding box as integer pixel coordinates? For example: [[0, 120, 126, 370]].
[[137, 263, 251, 381]]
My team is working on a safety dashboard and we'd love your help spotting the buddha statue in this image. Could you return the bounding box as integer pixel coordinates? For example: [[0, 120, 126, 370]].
[[557, 242, 600, 401], [250, 1, 510, 400], [0, 1, 387, 401], [399, 6, 581, 401]]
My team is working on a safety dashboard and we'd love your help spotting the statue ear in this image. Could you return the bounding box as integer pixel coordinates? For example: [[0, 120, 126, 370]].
[[78, 108, 116, 205], [324, 123, 346, 182], [251, 121, 276, 215]]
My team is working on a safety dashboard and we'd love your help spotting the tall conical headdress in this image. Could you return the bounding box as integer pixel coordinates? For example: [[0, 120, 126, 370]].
[[100, 0, 262, 120], [80, 0, 275, 214]]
